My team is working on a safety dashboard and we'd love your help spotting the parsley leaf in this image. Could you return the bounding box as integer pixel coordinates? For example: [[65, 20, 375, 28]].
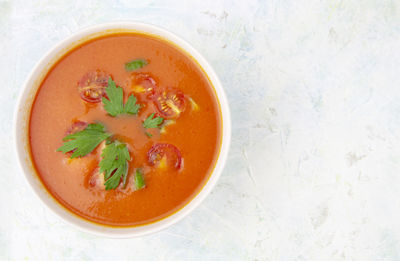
[[99, 141, 131, 190], [143, 113, 164, 129], [124, 94, 140, 115], [125, 59, 148, 71], [102, 78, 123, 116], [102, 78, 140, 116], [56, 123, 110, 158], [134, 169, 145, 190]]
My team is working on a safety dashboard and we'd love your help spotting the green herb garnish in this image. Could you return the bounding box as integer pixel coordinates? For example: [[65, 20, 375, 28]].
[[125, 59, 148, 71], [56, 123, 111, 158], [134, 169, 145, 190], [102, 78, 140, 117], [143, 113, 164, 129], [99, 141, 131, 190]]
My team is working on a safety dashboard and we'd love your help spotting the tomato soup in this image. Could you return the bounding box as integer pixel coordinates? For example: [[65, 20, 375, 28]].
[[29, 33, 221, 226]]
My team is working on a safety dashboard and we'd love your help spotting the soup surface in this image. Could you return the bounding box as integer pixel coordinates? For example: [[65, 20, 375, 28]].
[[29, 33, 221, 226]]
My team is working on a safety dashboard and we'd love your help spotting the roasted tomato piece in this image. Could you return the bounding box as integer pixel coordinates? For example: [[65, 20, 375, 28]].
[[78, 71, 109, 103], [148, 143, 182, 170], [154, 89, 186, 119], [127, 73, 157, 101]]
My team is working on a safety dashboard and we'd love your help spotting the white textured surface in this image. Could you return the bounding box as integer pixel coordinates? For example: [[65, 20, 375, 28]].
[[2, 0, 400, 260]]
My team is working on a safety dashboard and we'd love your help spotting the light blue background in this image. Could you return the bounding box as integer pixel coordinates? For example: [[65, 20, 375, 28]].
[[2, 0, 400, 260]]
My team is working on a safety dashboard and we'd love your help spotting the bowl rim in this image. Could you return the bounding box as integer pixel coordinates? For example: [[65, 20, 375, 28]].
[[13, 21, 231, 238]]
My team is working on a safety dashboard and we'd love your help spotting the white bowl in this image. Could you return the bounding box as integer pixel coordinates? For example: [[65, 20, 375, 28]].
[[14, 22, 231, 238]]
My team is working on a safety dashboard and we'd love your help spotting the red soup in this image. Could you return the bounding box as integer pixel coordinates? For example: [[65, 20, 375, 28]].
[[29, 33, 221, 226]]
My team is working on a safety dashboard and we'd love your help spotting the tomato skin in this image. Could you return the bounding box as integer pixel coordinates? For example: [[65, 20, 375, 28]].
[[147, 143, 182, 170], [78, 71, 109, 103], [154, 89, 186, 119]]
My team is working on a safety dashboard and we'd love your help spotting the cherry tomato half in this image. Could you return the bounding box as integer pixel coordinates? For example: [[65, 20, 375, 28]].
[[147, 143, 182, 170], [127, 73, 157, 101], [154, 89, 186, 119], [65, 121, 88, 136], [78, 71, 109, 103]]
